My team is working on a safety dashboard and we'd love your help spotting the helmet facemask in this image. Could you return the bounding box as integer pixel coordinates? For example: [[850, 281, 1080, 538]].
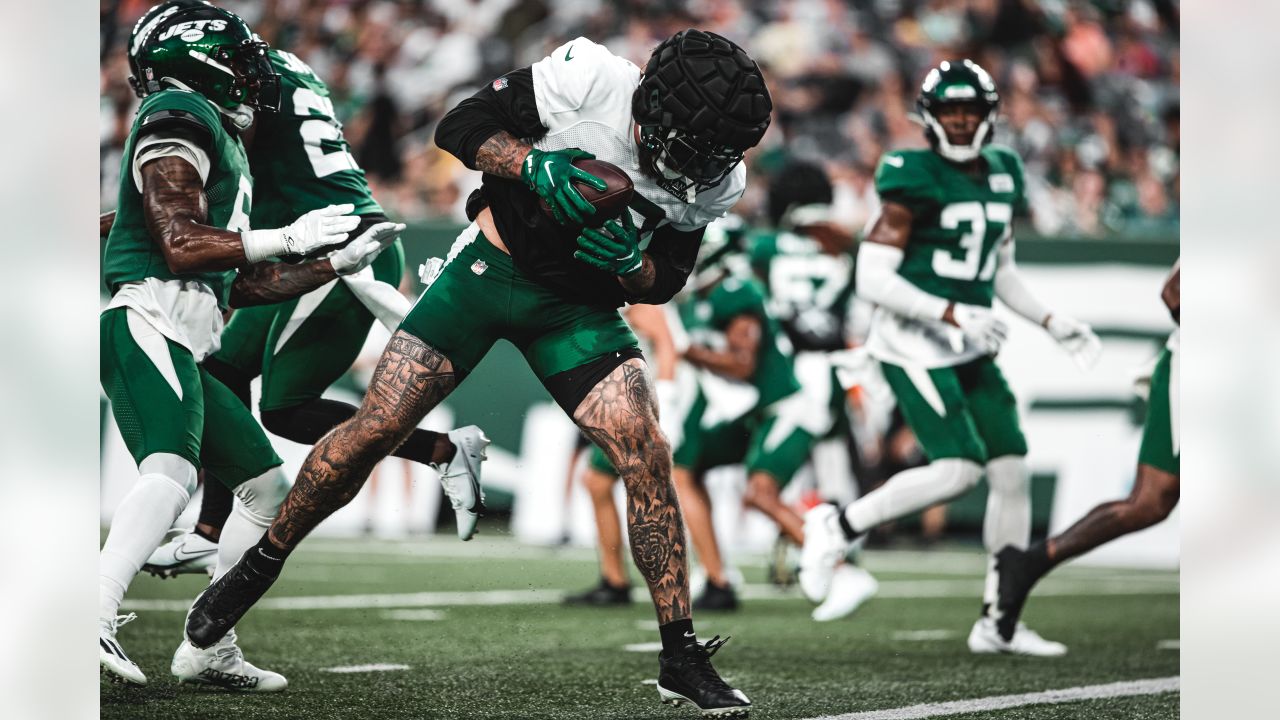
[[637, 125, 745, 203], [917, 60, 999, 163]]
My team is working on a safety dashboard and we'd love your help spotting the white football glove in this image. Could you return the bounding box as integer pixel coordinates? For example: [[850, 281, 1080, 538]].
[[330, 221, 406, 276], [952, 303, 1009, 355], [241, 203, 360, 262], [1046, 314, 1102, 371]]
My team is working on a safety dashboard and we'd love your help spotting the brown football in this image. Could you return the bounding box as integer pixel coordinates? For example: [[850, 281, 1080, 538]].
[[537, 158, 635, 228]]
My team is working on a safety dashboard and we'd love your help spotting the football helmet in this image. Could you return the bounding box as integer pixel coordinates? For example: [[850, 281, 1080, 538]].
[[767, 160, 834, 229], [126, 1, 213, 97], [917, 59, 999, 163], [633, 29, 772, 202], [131, 4, 280, 121]]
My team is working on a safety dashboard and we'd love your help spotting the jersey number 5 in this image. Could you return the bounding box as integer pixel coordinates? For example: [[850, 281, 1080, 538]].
[[932, 202, 1011, 281], [294, 88, 360, 178]]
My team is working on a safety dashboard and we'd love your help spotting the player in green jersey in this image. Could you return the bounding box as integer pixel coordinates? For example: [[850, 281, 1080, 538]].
[[99, 4, 400, 688], [799, 60, 1102, 656], [993, 261, 1179, 642], [112, 2, 488, 586]]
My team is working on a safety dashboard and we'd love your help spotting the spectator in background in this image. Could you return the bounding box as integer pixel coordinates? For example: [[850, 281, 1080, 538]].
[[99, 0, 1180, 239]]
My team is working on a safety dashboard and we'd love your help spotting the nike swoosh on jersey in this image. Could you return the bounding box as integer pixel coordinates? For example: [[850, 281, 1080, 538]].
[[884, 155, 904, 167], [565, 45, 574, 61]]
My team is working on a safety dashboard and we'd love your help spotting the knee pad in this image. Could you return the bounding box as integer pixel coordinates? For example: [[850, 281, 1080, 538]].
[[935, 458, 983, 497], [138, 452, 198, 496], [986, 456, 1029, 494], [232, 466, 291, 526]]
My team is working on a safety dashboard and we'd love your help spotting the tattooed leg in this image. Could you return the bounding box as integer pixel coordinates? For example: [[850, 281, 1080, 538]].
[[267, 331, 458, 551], [575, 358, 689, 624]]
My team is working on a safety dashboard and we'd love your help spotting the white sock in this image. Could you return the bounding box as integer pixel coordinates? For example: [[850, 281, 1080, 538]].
[[844, 458, 982, 535], [213, 499, 272, 581], [982, 456, 1031, 606], [99, 472, 191, 620]]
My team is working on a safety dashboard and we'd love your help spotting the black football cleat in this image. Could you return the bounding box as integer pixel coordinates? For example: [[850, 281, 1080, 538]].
[[693, 581, 739, 612], [563, 578, 633, 606], [185, 555, 279, 649], [657, 636, 750, 718], [993, 545, 1044, 642]]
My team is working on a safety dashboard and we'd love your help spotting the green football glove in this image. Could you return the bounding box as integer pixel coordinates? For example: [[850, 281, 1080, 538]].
[[574, 211, 642, 276], [520, 147, 608, 225]]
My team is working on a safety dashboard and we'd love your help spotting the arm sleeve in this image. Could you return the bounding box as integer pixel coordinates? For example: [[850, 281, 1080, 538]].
[[855, 241, 950, 320], [433, 66, 544, 170], [628, 224, 704, 305], [993, 238, 1051, 325], [132, 134, 212, 192]]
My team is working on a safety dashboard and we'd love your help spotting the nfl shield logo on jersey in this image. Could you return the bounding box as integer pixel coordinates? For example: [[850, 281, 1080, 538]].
[[492, 77, 508, 91], [471, 260, 488, 275]]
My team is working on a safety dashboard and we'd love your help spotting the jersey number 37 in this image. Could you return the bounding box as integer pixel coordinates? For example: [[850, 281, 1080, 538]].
[[932, 201, 1011, 282]]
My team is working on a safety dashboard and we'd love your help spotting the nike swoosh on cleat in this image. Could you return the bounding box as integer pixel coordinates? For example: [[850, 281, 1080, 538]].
[[565, 45, 574, 61]]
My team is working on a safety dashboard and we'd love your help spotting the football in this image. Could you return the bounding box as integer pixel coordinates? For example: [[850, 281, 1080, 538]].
[[537, 158, 635, 228]]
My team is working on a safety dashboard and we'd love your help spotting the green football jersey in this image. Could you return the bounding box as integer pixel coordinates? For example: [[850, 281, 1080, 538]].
[[749, 230, 855, 352], [103, 88, 252, 307], [248, 50, 381, 230], [875, 144, 1028, 308], [681, 273, 802, 409]]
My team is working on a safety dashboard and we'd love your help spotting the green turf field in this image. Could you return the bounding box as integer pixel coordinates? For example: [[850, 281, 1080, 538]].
[[101, 535, 1179, 719]]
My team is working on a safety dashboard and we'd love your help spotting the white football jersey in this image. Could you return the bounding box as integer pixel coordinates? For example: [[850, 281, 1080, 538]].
[[529, 38, 746, 233]]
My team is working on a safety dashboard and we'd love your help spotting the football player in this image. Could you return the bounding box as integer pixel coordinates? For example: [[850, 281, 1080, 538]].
[[184, 31, 771, 717], [104, 1, 488, 582], [99, 5, 399, 688], [993, 261, 1179, 641], [798, 60, 1101, 656]]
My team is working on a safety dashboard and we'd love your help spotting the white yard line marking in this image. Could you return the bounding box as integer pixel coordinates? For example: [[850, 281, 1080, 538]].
[[892, 629, 955, 642], [123, 578, 1174, 612], [382, 609, 445, 621], [804, 676, 1179, 720], [322, 663, 410, 673], [623, 642, 664, 653], [1157, 639, 1179, 650]]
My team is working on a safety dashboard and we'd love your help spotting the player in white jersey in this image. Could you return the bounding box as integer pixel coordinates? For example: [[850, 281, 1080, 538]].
[[185, 30, 771, 717]]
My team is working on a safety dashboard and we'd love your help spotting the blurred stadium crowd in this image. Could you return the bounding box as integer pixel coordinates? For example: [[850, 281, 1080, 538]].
[[101, 0, 1179, 238]]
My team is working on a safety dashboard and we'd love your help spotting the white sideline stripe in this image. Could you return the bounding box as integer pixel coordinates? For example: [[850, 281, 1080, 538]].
[[382, 609, 445, 621], [805, 676, 1179, 720], [892, 629, 954, 642], [1157, 639, 1179, 650], [122, 578, 1174, 612], [623, 642, 664, 653], [322, 663, 410, 673]]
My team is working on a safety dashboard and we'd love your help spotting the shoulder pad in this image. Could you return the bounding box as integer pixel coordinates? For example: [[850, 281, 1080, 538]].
[[137, 108, 215, 152], [875, 150, 933, 204]]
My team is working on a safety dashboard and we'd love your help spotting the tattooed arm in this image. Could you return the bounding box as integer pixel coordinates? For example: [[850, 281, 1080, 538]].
[[140, 156, 256, 273], [269, 331, 458, 550], [229, 258, 337, 308], [434, 66, 544, 176], [574, 359, 690, 624]]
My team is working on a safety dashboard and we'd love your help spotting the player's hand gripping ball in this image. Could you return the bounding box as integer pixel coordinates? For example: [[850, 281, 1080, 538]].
[[523, 148, 634, 227], [575, 210, 642, 276]]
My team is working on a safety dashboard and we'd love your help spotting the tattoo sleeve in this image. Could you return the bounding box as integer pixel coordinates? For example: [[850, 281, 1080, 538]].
[[268, 331, 457, 550], [473, 130, 532, 180], [574, 359, 690, 624], [229, 259, 338, 308], [140, 156, 250, 272]]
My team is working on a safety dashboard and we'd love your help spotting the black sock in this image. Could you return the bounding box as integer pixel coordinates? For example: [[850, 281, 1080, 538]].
[[834, 502, 862, 541], [245, 533, 292, 578], [1026, 541, 1054, 577], [659, 619, 696, 655], [394, 429, 454, 465], [196, 476, 234, 533]]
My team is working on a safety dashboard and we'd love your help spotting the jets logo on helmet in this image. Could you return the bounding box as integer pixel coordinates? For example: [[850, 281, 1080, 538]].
[[917, 59, 1000, 163], [632, 29, 772, 203], [131, 3, 280, 127], [127, 1, 214, 97]]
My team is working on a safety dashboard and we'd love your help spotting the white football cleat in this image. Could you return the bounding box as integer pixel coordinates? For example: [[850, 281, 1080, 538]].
[[143, 530, 218, 578], [799, 504, 851, 602], [100, 613, 147, 686], [811, 564, 879, 622], [968, 616, 1067, 657], [435, 425, 490, 541], [171, 629, 288, 692]]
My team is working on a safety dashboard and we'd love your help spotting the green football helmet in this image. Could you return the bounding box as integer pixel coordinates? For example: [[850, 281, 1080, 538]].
[[131, 4, 280, 120], [126, 1, 213, 98], [917, 59, 999, 163]]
